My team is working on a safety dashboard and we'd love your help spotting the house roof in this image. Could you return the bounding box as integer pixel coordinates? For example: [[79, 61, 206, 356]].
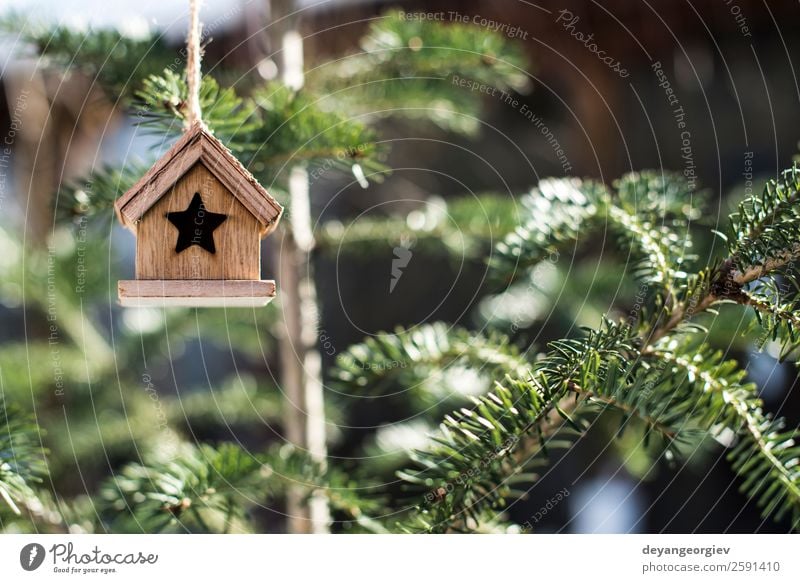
[[114, 121, 283, 237]]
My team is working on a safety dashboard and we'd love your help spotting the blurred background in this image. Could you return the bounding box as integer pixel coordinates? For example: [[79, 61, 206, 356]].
[[0, 0, 798, 533]]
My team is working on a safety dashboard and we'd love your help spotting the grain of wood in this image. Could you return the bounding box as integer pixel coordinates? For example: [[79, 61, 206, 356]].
[[118, 279, 276, 308], [135, 163, 261, 280], [115, 122, 282, 235], [200, 130, 282, 235]]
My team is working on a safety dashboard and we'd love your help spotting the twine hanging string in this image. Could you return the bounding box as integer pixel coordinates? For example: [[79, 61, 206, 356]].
[[185, 0, 203, 128]]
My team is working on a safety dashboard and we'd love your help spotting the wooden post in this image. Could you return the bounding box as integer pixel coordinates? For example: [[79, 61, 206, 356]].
[[269, 0, 330, 534]]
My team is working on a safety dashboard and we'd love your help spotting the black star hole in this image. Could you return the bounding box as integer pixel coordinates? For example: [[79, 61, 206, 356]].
[[166, 192, 227, 254]]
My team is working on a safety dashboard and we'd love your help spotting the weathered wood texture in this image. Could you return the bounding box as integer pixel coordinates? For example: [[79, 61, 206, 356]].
[[135, 163, 261, 280], [115, 121, 283, 236], [118, 279, 276, 308]]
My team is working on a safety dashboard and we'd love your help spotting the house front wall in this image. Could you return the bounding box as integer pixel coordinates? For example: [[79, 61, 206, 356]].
[[135, 162, 261, 280]]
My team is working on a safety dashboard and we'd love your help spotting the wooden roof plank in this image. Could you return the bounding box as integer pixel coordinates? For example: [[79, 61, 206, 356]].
[[114, 122, 283, 235]]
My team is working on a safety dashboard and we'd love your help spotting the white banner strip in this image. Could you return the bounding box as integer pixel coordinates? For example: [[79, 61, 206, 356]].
[[0, 534, 797, 582]]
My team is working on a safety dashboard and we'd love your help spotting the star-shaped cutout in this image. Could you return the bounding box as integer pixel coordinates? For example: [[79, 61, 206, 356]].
[[166, 192, 227, 254]]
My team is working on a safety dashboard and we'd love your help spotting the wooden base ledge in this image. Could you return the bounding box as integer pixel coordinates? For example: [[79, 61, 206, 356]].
[[118, 280, 276, 308]]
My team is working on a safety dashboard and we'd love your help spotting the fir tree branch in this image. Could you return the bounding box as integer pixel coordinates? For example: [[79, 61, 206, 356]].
[[0, 401, 46, 515], [332, 323, 529, 405], [398, 322, 636, 531], [396, 161, 800, 532], [728, 165, 800, 278], [101, 443, 273, 533], [493, 178, 606, 281], [647, 346, 800, 525], [566, 381, 677, 441], [2, 16, 174, 99], [608, 171, 698, 287], [735, 286, 800, 357], [310, 9, 530, 135], [132, 73, 389, 190], [317, 195, 519, 258], [100, 441, 380, 533], [493, 172, 698, 289], [739, 291, 800, 329], [55, 162, 146, 228], [135, 70, 259, 148], [731, 244, 800, 286]]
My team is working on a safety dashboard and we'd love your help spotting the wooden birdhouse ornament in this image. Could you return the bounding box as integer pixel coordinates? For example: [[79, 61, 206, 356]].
[[114, 121, 283, 307]]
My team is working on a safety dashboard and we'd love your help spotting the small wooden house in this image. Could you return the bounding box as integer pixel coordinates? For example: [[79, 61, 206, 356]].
[[115, 122, 283, 307]]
